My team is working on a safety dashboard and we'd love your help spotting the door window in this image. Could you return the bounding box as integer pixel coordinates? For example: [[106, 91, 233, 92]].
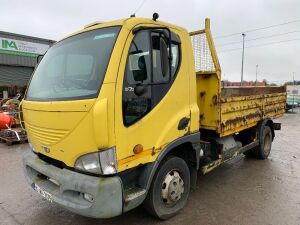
[[126, 31, 151, 85], [123, 31, 152, 125], [122, 29, 181, 126]]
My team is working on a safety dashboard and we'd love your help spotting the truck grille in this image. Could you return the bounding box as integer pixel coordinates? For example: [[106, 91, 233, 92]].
[[25, 123, 69, 146], [37, 153, 65, 169]]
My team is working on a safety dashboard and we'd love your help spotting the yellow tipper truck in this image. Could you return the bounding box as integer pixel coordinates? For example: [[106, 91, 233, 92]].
[[21, 15, 286, 219]]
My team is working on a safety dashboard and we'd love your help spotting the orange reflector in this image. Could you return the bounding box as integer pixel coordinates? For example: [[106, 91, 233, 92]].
[[133, 144, 143, 154]]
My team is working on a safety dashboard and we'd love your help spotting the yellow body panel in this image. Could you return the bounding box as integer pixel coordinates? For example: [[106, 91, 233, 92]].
[[190, 19, 222, 131], [22, 18, 199, 172], [190, 20, 286, 137], [114, 22, 197, 171], [220, 90, 286, 136], [22, 17, 286, 174]]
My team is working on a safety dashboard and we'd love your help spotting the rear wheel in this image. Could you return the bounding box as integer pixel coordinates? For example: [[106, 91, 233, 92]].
[[143, 156, 190, 220], [244, 125, 273, 159]]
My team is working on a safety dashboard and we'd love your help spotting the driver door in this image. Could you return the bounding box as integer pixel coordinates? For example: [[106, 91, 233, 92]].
[[115, 27, 190, 170]]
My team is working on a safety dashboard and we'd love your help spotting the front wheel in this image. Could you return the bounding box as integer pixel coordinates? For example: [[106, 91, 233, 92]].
[[143, 156, 190, 220]]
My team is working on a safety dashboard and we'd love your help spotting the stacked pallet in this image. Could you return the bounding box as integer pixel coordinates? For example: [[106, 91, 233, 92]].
[[0, 128, 28, 145]]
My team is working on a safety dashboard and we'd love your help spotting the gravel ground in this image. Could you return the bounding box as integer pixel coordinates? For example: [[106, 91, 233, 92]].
[[1, 110, 300, 225]]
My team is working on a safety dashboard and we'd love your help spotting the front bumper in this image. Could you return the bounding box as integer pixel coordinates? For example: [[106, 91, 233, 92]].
[[23, 150, 123, 218]]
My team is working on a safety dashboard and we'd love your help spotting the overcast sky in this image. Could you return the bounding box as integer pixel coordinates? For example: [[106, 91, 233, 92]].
[[1, 0, 299, 83]]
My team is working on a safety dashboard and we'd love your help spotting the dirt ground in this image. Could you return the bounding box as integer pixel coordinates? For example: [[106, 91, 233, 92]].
[[1, 110, 300, 225]]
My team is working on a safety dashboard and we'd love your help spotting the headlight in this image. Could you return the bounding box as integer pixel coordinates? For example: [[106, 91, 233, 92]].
[[74, 147, 117, 175], [74, 152, 101, 174]]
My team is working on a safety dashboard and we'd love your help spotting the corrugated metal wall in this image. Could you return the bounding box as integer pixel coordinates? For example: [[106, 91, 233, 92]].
[[0, 65, 33, 86], [0, 31, 55, 67], [0, 54, 37, 67], [0, 31, 55, 87], [0, 31, 54, 44]]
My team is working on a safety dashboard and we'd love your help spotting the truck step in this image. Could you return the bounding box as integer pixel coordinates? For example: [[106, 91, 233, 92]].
[[124, 187, 146, 203]]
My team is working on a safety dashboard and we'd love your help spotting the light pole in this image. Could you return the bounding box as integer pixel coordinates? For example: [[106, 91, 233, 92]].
[[240, 33, 246, 86], [255, 64, 258, 86], [292, 72, 295, 112]]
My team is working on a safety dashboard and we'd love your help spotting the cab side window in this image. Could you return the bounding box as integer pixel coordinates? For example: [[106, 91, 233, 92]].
[[126, 31, 151, 85], [122, 29, 181, 126], [123, 31, 152, 125]]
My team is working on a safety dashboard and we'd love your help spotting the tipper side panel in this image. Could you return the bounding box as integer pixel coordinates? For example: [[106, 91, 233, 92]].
[[190, 19, 287, 137], [220, 87, 286, 136]]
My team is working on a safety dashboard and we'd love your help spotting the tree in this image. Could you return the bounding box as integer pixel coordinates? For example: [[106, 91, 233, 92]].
[[262, 79, 268, 86], [284, 80, 300, 86], [269, 83, 278, 86]]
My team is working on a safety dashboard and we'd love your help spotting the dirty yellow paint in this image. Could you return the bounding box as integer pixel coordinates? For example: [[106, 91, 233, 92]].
[[191, 20, 286, 137], [22, 17, 286, 175]]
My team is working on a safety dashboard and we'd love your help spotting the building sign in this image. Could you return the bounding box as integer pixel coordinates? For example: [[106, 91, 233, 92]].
[[0, 37, 49, 57]]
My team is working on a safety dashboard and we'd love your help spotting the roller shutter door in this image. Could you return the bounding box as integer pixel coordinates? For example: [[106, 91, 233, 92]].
[[0, 65, 33, 86]]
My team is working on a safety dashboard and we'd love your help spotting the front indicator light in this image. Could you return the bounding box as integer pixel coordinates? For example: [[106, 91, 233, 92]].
[[99, 147, 117, 175]]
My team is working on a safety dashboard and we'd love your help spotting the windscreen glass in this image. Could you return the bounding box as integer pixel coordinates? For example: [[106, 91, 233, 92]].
[[26, 26, 120, 101]]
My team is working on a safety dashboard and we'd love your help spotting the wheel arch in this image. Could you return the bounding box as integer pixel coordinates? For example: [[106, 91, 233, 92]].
[[144, 132, 200, 192], [120, 132, 200, 213], [258, 118, 275, 140]]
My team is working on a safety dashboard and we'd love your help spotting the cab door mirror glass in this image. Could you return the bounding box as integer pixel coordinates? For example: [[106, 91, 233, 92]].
[[127, 52, 150, 83], [160, 37, 169, 78]]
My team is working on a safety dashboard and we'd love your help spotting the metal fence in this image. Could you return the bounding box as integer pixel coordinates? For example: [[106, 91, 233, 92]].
[[190, 32, 216, 73]]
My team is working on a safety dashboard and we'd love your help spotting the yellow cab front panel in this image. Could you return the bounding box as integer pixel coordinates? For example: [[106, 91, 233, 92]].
[[21, 19, 127, 167], [22, 18, 199, 171]]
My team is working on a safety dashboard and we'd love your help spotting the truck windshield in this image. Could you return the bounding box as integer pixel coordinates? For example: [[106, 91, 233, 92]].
[[26, 26, 120, 101]]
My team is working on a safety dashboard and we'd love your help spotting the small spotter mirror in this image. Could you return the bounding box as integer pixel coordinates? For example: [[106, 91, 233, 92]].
[[160, 37, 169, 77]]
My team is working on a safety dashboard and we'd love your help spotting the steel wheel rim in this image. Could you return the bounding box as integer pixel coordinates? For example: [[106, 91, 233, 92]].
[[263, 131, 272, 155], [161, 170, 184, 207]]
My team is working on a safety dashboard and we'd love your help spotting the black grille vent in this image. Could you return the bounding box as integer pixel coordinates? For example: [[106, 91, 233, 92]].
[[37, 153, 65, 169]]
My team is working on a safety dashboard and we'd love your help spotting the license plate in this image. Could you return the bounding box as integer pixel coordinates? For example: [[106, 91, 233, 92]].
[[32, 183, 53, 203]]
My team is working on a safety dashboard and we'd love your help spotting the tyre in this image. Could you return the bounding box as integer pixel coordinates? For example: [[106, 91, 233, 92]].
[[243, 149, 254, 157], [143, 156, 190, 220], [244, 125, 273, 159]]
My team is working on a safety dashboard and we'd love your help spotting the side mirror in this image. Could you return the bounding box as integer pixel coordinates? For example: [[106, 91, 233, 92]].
[[160, 38, 169, 77], [131, 55, 148, 82]]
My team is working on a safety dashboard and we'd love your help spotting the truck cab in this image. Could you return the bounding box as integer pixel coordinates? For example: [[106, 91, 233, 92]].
[[22, 16, 285, 220]]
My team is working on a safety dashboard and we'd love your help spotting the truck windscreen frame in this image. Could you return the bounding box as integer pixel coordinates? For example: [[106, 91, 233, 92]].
[[25, 26, 121, 101]]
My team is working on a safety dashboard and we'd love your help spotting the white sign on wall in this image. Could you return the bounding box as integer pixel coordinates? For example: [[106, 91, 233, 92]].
[[0, 37, 50, 57]]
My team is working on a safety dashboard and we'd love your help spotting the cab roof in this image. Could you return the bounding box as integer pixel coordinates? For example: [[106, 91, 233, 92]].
[[61, 17, 187, 41]]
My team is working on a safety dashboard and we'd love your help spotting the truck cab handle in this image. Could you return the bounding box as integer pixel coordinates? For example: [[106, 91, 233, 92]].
[[178, 117, 190, 130]]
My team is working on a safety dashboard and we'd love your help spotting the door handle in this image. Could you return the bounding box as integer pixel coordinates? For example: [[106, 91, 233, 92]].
[[178, 117, 190, 130]]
